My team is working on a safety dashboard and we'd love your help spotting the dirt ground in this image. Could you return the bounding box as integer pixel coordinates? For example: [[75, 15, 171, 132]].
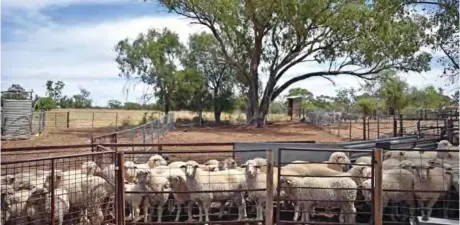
[[1, 122, 345, 162]]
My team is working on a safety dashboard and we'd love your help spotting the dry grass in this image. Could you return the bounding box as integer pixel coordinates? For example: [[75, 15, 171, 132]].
[[40, 108, 290, 128]]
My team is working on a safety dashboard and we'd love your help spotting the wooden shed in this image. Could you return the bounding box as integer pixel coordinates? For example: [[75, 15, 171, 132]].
[[287, 95, 304, 121]]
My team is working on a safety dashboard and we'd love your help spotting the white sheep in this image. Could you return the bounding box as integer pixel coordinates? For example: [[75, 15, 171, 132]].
[[165, 168, 193, 222], [323, 152, 351, 171], [1, 187, 31, 224], [220, 158, 237, 170], [147, 154, 168, 168], [437, 140, 453, 150], [124, 161, 150, 183], [181, 160, 247, 224], [135, 169, 171, 223], [45, 187, 70, 225], [355, 156, 372, 165], [279, 174, 357, 223], [403, 159, 453, 221], [360, 165, 416, 221], [241, 159, 278, 223]]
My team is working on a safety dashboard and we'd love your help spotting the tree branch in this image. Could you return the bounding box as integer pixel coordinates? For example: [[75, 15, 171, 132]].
[[440, 44, 459, 69]]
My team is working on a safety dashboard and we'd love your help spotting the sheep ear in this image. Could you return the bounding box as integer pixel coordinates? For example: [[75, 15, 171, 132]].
[[180, 165, 186, 169], [445, 170, 453, 175], [194, 165, 199, 169], [399, 152, 405, 156], [240, 164, 247, 168]]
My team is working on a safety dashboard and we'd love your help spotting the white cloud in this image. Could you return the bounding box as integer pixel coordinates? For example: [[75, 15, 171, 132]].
[[2, 2, 455, 107]]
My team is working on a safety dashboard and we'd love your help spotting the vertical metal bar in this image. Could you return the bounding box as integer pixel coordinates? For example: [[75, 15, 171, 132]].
[[116, 152, 126, 225], [367, 117, 370, 139], [393, 115, 398, 137], [275, 148, 282, 225], [265, 150, 274, 225], [373, 147, 383, 225], [66, 111, 70, 128], [363, 116, 367, 140], [399, 113, 404, 136], [377, 116, 380, 139], [142, 125, 146, 151], [50, 159, 56, 225]]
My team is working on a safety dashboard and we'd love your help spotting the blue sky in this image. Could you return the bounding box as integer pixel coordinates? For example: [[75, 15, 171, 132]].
[[1, 0, 455, 106]]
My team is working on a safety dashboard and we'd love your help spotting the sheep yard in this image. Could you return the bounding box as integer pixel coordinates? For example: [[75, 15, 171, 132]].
[[1, 114, 459, 225]]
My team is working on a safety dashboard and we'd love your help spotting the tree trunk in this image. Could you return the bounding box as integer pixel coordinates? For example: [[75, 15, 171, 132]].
[[214, 109, 221, 123]]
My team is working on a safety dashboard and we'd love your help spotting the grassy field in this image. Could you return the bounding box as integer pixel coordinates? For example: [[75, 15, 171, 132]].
[[38, 108, 291, 128]]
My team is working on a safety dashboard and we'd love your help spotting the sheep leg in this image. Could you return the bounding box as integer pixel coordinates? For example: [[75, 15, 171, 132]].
[[423, 198, 439, 221], [342, 203, 356, 224], [218, 201, 225, 219], [303, 203, 313, 223], [417, 199, 428, 221], [187, 201, 194, 222], [198, 203, 203, 222], [175, 203, 182, 222], [202, 201, 211, 225], [143, 205, 149, 222], [157, 204, 164, 223], [237, 198, 247, 220], [293, 203, 300, 221]]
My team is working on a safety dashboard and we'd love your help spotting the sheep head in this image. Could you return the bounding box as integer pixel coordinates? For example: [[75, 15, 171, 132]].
[[1, 175, 15, 186], [329, 152, 350, 167], [437, 140, 453, 150], [44, 170, 63, 190], [409, 160, 434, 181], [384, 151, 406, 160], [222, 158, 237, 170], [148, 154, 167, 168], [241, 160, 260, 177], [359, 179, 372, 201], [135, 169, 151, 186], [81, 161, 100, 175], [181, 161, 200, 177]]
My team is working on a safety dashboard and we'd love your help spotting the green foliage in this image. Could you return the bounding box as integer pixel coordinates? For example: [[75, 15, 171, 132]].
[[108, 100, 122, 109], [377, 70, 409, 113], [46, 80, 65, 103], [35, 97, 57, 111], [355, 95, 381, 116], [1, 84, 29, 101], [115, 28, 185, 113]]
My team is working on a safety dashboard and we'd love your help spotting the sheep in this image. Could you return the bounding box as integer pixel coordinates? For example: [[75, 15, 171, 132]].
[[220, 158, 237, 170], [437, 140, 453, 150], [135, 169, 171, 223], [249, 157, 268, 172], [1, 186, 31, 224], [168, 161, 187, 169], [44, 188, 70, 225], [147, 154, 168, 168], [124, 181, 150, 222], [360, 165, 416, 222], [355, 156, 372, 165], [181, 160, 247, 224], [9, 171, 48, 191], [165, 168, 193, 222], [125, 161, 150, 183], [323, 152, 350, 171], [241, 159, 278, 223], [44, 170, 114, 225], [203, 159, 220, 172], [279, 174, 357, 223], [402, 159, 453, 221]]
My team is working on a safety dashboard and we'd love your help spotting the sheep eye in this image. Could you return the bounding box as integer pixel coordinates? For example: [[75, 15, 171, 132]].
[[411, 166, 416, 169]]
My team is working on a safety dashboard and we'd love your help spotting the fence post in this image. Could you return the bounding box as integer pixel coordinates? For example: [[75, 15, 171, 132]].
[[115, 152, 126, 225], [399, 113, 404, 136], [376, 116, 380, 139], [265, 150, 274, 225], [373, 145, 384, 225], [349, 119, 352, 141], [362, 116, 367, 140], [367, 117, 370, 140], [393, 115, 398, 137], [92, 112, 95, 129], [50, 159, 56, 225], [66, 111, 70, 128], [115, 112, 119, 129]]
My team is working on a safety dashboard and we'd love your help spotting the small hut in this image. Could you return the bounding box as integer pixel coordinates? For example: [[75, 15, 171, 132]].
[[286, 95, 304, 121]]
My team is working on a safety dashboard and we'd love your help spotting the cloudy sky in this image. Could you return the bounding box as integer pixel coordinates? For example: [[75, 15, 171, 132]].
[[1, 0, 455, 106]]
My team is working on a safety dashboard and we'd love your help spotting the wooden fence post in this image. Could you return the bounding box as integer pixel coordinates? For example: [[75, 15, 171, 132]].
[[376, 116, 380, 139], [362, 116, 367, 140], [91, 112, 95, 129], [367, 117, 370, 139], [115, 152, 126, 225], [349, 119, 352, 141], [399, 113, 404, 136], [115, 112, 119, 129], [373, 144, 384, 225], [265, 150, 274, 225], [393, 115, 398, 137], [66, 111, 70, 128]]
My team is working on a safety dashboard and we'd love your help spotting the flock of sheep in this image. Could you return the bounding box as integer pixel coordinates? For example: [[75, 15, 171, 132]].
[[1, 140, 458, 225]]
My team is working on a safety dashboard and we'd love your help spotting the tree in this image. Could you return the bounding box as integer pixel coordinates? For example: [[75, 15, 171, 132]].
[[2, 84, 29, 100], [185, 32, 237, 122], [45, 80, 65, 103], [108, 100, 122, 108], [287, 88, 314, 102], [355, 94, 382, 116], [158, 0, 432, 127], [124, 102, 142, 110], [115, 28, 185, 114], [403, 0, 459, 85], [35, 97, 57, 110], [377, 70, 409, 115], [451, 90, 459, 105], [334, 88, 356, 112], [72, 88, 92, 108]]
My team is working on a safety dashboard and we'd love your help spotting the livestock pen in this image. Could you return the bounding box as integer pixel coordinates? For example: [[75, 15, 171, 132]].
[[1, 141, 459, 225]]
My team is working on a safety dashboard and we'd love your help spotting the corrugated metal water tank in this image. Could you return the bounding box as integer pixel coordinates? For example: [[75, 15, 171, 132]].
[[1, 99, 33, 138]]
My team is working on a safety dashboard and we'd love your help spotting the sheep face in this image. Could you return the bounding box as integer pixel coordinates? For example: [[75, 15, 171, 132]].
[[354, 166, 372, 184], [278, 177, 295, 197], [124, 161, 138, 180], [437, 140, 453, 149], [410, 161, 434, 181], [1, 175, 15, 186], [44, 170, 63, 190], [330, 152, 350, 166], [181, 161, 199, 177], [222, 158, 237, 170], [148, 155, 167, 168], [135, 170, 151, 186], [384, 151, 405, 160], [241, 160, 260, 177], [81, 161, 100, 175]]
